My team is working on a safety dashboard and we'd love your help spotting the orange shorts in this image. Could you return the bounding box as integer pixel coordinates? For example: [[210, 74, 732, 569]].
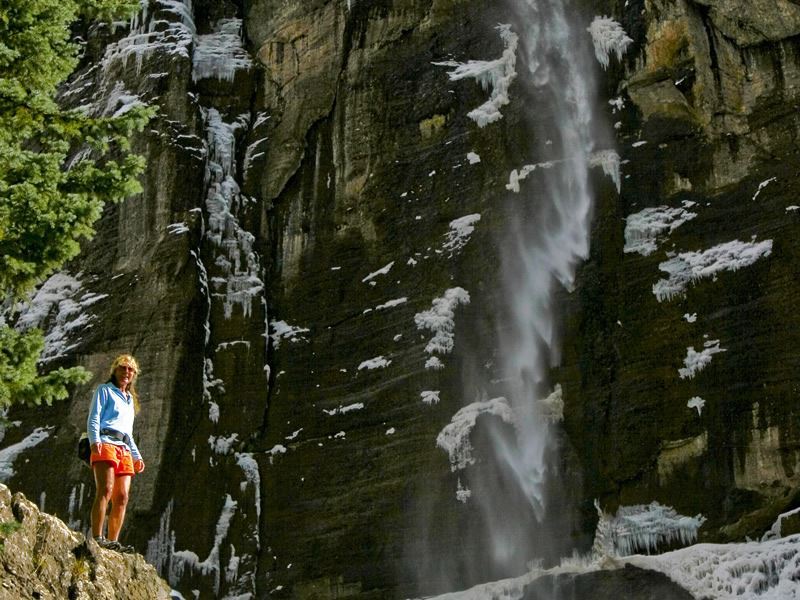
[[90, 443, 135, 476]]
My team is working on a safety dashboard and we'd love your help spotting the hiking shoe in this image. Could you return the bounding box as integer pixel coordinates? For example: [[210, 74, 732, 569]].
[[117, 542, 136, 554], [94, 537, 122, 551]]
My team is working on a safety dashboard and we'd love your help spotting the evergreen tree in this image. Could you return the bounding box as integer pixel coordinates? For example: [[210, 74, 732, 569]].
[[0, 0, 153, 407]]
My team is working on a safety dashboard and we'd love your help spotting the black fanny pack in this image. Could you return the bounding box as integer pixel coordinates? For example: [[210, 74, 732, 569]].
[[100, 427, 132, 448]]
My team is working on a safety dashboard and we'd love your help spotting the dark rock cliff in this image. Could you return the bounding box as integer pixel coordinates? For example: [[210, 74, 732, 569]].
[[1, 0, 798, 598]]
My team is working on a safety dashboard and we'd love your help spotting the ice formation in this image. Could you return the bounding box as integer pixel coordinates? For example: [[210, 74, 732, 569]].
[[436, 398, 515, 472], [425, 356, 445, 370], [235, 452, 261, 520], [456, 479, 472, 503], [539, 384, 564, 423], [322, 403, 364, 416], [433, 24, 518, 127], [170, 495, 239, 595], [762, 507, 800, 541], [687, 397, 705, 416], [587, 16, 633, 69], [208, 433, 238, 455], [102, 0, 195, 77], [752, 177, 777, 202], [269, 320, 310, 349], [414, 287, 471, 356], [442, 214, 481, 256], [0, 427, 52, 482], [362, 261, 395, 283], [624, 206, 697, 256], [202, 108, 265, 321], [678, 340, 726, 379], [421, 390, 441, 405], [192, 18, 252, 82], [506, 160, 556, 193], [467, 152, 481, 164], [358, 356, 391, 370], [626, 535, 800, 599], [593, 500, 706, 557], [653, 240, 773, 301], [375, 297, 407, 311], [589, 150, 622, 192], [15, 273, 108, 363]]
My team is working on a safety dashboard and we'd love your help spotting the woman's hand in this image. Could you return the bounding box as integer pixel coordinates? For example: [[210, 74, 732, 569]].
[[134, 459, 145, 474], [93, 443, 102, 454]]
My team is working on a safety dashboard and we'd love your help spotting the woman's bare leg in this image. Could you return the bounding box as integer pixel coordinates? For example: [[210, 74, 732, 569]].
[[107, 474, 131, 541], [91, 462, 115, 538]]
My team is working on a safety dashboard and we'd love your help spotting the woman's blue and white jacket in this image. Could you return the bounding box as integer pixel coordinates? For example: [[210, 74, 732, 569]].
[[86, 382, 142, 460]]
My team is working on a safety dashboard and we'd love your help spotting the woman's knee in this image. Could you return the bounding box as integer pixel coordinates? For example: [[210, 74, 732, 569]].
[[111, 487, 129, 507]]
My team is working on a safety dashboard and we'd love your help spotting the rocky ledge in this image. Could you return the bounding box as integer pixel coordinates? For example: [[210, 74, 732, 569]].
[[0, 484, 170, 600]]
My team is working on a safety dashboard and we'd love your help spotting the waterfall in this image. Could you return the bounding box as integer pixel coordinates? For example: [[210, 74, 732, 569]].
[[454, 0, 609, 584]]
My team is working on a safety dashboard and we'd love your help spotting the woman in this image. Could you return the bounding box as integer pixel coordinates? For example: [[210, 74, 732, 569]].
[[87, 354, 145, 553]]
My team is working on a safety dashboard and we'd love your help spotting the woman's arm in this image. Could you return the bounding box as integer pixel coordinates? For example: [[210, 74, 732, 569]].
[[86, 385, 105, 450]]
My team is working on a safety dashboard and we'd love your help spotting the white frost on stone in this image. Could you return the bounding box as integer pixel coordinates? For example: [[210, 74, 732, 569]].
[[168, 222, 190, 235], [235, 452, 261, 520], [653, 239, 773, 302], [443, 214, 481, 256], [0, 427, 52, 482], [433, 24, 518, 127], [752, 176, 777, 202], [358, 356, 391, 370], [467, 151, 481, 164], [415, 287, 471, 356], [375, 297, 407, 311], [362, 261, 395, 283], [786, 205, 799, 212], [425, 356, 445, 370], [687, 397, 705, 416], [624, 206, 697, 256], [506, 160, 555, 193], [587, 16, 633, 69], [678, 340, 726, 379], [170, 495, 238, 595], [385, 428, 396, 436], [269, 320, 310, 349], [683, 313, 697, 323], [208, 434, 238, 455], [267, 445, 286, 465], [15, 272, 108, 363], [192, 18, 252, 82], [208, 401, 220, 423], [436, 397, 515, 472], [322, 403, 364, 416], [421, 390, 441, 405]]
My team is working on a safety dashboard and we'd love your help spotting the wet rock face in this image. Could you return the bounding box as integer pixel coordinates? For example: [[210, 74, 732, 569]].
[[1, 0, 799, 598], [561, 0, 800, 544], [0, 485, 171, 600]]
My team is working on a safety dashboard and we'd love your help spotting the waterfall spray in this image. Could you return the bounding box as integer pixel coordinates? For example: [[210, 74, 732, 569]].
[[467, 0, 607, 577]]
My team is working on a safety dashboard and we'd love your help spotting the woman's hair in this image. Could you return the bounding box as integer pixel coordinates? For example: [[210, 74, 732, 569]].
[[107, 354, 141, 414]]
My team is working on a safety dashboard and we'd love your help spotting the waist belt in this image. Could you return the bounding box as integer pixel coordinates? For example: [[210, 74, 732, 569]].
[[100, 427, 132, 448]]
